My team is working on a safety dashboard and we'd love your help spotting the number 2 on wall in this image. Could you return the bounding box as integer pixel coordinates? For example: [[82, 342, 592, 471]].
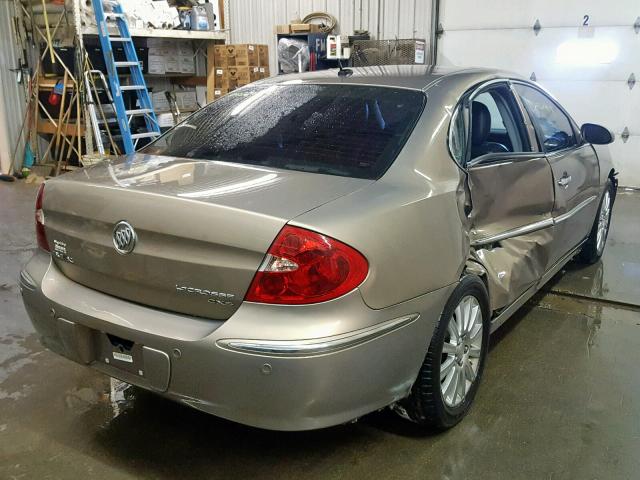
[[583, 15, 590, 26]]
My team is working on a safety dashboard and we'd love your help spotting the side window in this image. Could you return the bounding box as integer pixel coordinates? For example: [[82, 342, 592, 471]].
[[468, 85, 529, 162], [513, 85, 576, 153]]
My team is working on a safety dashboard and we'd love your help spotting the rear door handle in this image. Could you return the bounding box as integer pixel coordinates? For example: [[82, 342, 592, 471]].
[[558, 173, 572, 189]]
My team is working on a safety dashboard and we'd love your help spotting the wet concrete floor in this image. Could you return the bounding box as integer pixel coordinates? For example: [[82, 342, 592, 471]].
[[2, 182, 640, 479]]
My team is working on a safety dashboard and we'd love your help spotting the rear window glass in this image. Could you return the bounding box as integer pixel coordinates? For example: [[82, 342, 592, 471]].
[[142, 84, 426, 180]]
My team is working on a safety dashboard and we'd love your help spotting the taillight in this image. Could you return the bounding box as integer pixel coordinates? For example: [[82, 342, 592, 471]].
[[35, 183, 50, 252], [245, 225, 368, 305]]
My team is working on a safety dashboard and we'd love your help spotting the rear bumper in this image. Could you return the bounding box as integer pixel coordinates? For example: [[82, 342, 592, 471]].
[[20, 251, 453, 431]]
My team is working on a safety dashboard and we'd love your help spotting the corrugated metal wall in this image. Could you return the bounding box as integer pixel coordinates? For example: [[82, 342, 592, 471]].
[[0, 0, 27, 174], [229, 0, 431, 74]]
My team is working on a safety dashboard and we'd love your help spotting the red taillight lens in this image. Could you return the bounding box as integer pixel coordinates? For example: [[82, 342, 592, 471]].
[[35, 183, 50, 252], [245, 226, 369, 305]]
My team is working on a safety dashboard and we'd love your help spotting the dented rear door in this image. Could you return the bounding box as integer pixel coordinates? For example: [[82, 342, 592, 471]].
[[466, 154, 555, 310]]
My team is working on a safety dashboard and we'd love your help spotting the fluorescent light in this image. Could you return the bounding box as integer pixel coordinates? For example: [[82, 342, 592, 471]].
[[556, 39, 619, 65]]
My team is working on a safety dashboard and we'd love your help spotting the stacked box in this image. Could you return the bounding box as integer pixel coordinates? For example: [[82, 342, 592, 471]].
[[211, 44, 270, 100], [151, 91, 171, 112], [234, 66, 261, 86], [258, 45, 269, 66], [148, 55, 165, 74], [213, 88, 228, 99], [178, 44, 195, 74], [234, 44, 259, 67], [226, 67, 241, 89], [148, 39, 196, 75], [213, 67, 230, 89], [213, 45, 236, 68], [175, 90, 198, 110]]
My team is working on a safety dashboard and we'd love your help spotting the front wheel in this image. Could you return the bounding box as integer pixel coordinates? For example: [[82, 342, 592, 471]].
[[397, 275, 490, 430], [578, 181, 614, 264]]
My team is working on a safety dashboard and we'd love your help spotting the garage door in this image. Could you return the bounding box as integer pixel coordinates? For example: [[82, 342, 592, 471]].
[[437, 0, 639, 187]]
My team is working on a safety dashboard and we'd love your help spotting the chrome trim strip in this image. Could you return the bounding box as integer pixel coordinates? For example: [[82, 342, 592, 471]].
[[472, 195, 597, 246], [471, 218, 554, 246], [467, 152, 544, 169], [216, 314, 420, 357], [553, 196, 597, 224]]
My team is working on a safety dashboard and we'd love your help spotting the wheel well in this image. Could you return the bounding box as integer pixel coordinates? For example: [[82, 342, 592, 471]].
[[462, 261, 490, 298]]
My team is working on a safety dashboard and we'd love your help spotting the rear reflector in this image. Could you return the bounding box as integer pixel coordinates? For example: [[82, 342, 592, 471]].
[[35, 183, 50, 252], [245, 225, 368, 305]]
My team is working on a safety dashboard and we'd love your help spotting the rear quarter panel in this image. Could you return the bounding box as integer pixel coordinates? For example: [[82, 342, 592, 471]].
[[291, 96, 467, 310]]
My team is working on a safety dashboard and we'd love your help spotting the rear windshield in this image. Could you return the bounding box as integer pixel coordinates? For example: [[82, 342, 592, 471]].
[[142, 84, 426, 179]]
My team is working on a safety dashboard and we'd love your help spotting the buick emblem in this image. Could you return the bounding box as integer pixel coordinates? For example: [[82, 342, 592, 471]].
[[112, 221, 137, 254]]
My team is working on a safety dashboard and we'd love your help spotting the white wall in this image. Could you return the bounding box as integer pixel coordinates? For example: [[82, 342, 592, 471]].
[[229, 0, 432, 74]]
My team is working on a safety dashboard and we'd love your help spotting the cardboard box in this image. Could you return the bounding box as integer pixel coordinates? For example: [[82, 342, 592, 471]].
[[157, 112, 175, 128], [151, 91, 170, 112], [213, 44, 236, 68], [258, 44, 269, 66], [177, 43, 194, 56], [234, 44, 259, 67], [290, 23, 321, 33], [176, 90, 198, 110], [214, 68, 242, 90], [274, 24, 290, 34], [148, 55, 165, 75], [259, 66, 270, 79], [213, 88, 228, 100], [213, 67, 229, 89], [234, 66, 260, 86], [226, 66, 241, 88], [148, 39, 174, 57], [179, 55, 195, 74], [165, 57, 180, 73]]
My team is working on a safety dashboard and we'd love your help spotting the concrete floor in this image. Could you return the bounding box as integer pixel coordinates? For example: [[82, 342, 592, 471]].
[[2, 182, 640, 480]]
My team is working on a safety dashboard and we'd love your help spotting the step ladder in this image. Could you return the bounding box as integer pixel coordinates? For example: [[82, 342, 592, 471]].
[[91, 0, 160, 154], [84, 69, 120, 155]]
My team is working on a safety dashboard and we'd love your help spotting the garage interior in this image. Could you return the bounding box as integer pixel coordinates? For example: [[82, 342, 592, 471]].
[[1, 0, 640, 478]]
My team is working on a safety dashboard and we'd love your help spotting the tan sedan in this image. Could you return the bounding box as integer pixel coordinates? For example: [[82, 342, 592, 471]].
[[21, 66, 616, 431]]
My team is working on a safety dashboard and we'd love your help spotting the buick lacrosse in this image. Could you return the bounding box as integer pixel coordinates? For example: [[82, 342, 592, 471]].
[[21, 66, 616, 431]]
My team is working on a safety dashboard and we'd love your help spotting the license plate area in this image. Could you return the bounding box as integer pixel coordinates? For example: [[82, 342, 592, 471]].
[[96, 332, 145, 377]]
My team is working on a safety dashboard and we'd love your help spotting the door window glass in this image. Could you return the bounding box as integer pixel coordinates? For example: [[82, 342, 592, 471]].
[[514, 85, 576, 153], [469, 86, 528, 162]]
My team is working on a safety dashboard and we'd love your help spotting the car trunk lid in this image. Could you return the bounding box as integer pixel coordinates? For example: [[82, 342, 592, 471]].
[[43, 155, 371, 320]]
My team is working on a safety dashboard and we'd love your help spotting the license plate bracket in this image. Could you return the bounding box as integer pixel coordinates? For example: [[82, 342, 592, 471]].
[[96, 332, 145, 377]]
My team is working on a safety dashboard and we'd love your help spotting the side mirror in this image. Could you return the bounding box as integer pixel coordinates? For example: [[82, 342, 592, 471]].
[[581, 123, 614, 145]]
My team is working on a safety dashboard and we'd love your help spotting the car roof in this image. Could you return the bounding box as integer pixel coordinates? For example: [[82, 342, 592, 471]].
[[258, 65, 526, 91]]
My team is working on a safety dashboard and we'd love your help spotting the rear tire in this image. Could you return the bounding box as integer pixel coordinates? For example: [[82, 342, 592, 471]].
[[398, 275, 490, 430], [578, 181, 614, 264]]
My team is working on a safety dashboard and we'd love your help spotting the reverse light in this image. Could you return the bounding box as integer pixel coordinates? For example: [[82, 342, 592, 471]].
[[35, 183, 50, 252], [245, 225, 369, 305]]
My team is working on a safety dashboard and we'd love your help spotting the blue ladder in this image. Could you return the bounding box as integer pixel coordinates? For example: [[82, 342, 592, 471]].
[[92, 0, 160, 154]]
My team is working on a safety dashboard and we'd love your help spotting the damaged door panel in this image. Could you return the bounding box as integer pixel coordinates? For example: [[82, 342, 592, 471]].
[[466, 155, 555, 311]]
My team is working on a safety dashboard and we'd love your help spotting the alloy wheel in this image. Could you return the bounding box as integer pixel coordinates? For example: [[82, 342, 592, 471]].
[[596, 190, 611, 255], [440, 295, 483, 408]]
